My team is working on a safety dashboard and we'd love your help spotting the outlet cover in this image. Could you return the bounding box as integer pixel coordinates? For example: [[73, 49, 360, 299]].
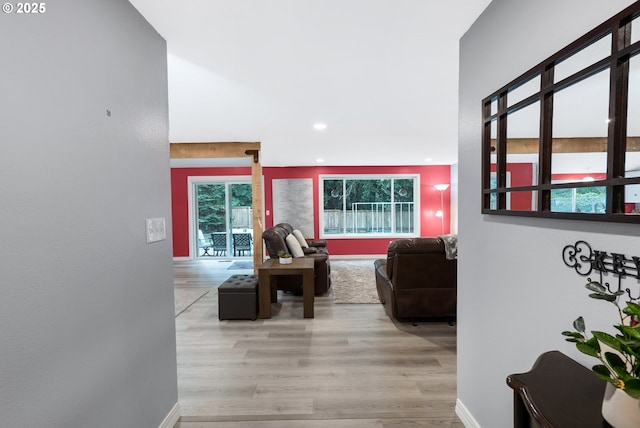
[[146, 217, 166, 243]]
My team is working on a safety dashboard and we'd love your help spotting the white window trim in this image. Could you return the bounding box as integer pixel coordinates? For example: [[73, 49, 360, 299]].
[[318, 174, 420, 239], [187, 175, 262, 260]]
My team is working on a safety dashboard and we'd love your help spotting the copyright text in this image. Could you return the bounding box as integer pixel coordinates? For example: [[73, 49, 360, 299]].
[[2, 3, 47, 14]]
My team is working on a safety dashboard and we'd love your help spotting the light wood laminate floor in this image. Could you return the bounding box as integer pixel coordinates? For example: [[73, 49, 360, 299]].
[[173, 260, 462, 428]]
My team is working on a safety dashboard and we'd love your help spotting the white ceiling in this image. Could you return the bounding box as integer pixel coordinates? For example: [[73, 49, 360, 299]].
[[128, 0, 492, 167]]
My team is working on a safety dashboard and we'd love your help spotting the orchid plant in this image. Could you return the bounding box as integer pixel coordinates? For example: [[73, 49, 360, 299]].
[[562, 281, 640, 399]]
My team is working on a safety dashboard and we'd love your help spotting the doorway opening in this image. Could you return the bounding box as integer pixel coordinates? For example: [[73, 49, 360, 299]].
[[190, 177, 253, 260]]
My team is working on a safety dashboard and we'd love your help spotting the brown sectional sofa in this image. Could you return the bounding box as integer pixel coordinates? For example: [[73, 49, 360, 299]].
[[374, 237, 457, 320], [262, 223, 331, 294]]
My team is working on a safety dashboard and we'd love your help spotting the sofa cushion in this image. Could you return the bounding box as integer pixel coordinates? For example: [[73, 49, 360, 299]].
[[292, 229, 309, 248], [285, 233, 305, 258]]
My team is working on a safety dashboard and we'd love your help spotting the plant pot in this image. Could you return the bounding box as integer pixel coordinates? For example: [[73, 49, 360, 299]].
[[602, 382, 640, 428], [279, 257, 292, 264]]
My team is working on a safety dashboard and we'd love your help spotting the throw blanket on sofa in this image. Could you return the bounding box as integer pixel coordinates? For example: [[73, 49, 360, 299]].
[[438, 234, 458, 260]]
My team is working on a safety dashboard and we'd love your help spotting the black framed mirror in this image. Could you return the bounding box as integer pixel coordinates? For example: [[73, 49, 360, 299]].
[[482, 1, 640, 223]]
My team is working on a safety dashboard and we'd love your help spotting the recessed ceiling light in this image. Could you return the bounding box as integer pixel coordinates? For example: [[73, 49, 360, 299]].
[[316, 158, 324, 163], [424, 158, 433, 162], [313, 123, 327, 130]]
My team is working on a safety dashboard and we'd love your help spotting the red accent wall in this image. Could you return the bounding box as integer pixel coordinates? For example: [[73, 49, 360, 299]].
[[171, 165, 451, 257], [490, 163, 535, 210], [509, 163, 534, 211]]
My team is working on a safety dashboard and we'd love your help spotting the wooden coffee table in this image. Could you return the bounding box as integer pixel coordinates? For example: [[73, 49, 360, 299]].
[[258, 258, 315, 318]]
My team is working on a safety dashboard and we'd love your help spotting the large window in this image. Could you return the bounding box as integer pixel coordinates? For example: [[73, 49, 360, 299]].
[[320, 175, 418, 237], [482, 2, 640, 223]]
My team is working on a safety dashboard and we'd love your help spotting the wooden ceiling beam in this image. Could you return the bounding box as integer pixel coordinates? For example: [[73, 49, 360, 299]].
[[490, 137, 640, 153], [170, 142, 261, 159]]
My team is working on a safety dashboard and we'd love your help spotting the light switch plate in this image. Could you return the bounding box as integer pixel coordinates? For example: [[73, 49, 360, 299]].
[[146, 217, 166, 243]]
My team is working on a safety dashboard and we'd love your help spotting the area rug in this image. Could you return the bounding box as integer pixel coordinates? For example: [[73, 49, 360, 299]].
[[331, 260, 380, 304], [174, 289, 209, 317], [227, 261, 253, 270]]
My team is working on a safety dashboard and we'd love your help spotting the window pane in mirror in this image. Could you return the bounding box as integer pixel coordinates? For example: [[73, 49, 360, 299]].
[[489, 191, 497, 210], [550, 186, 607, 213], [626, 55, 640, 177], [554, 34, 611, 83], [625, 170, 640, 212], [552, 69, 609, 181], [490, 97, 498, 115], [508, 75, 540, 107], [632, 16, 640, 45], [507, 101, 540, 188], [625, 183, 640, 213], [489, 171, 500, 209]]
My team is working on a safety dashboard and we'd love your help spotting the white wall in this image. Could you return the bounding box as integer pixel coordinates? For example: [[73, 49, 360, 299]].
[[0, 1, 177, 426], [458, 1, 640, 427]]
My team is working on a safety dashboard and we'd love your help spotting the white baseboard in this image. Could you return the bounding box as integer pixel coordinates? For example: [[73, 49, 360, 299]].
[[455, 399, 481, 428], [159, 402, 180, 428], [173, 257, 191, 261], [331, 254, 385, 260]]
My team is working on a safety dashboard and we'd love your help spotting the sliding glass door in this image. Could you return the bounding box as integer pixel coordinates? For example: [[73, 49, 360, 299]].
[[194, 180, 253, 259]]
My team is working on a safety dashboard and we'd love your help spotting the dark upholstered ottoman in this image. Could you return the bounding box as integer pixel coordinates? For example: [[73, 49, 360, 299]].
[[218, 274, 258, 320]]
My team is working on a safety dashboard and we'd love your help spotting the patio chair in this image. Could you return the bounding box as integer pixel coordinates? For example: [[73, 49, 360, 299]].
[[233, 232, 252, 256], [198, 230, 212, 256], [211, 232, 227, 256]]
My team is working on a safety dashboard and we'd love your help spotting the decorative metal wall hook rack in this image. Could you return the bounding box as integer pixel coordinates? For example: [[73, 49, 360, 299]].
[[562, 240, 640, 301]]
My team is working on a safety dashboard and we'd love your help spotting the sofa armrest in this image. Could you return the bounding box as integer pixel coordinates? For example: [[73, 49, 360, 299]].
[[307, 239, 327, 247], [299, 252, 328, 269], [374, 259, 392, 307], [374, 259, 389, 282]]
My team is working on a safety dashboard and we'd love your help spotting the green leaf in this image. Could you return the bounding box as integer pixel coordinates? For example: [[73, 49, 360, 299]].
[[623, 302, 640, 317], [592, 364, 614, 382], [625, 379, 640, 399], [585, 282, 606, 293], [573, 317, 586, 333], [619, 325, 640, 340], [604, 352, 628, 378], [589, 293, 617, 302], [562, 331, 584, 339], [576, 339, 600, 358], [592, 331, 624, 353]]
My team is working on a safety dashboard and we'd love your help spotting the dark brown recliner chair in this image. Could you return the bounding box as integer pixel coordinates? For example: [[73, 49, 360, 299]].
[[262, 223, 331, 295], [374, 237, 456, 320]]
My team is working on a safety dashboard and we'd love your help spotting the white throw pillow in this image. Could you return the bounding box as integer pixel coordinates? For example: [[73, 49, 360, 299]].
[[285, 234, 305, 258], [292, 229, 309, 248]]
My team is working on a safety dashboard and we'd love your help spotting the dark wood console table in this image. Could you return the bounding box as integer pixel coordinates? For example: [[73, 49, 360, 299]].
[[258, 258, 315, 319], [506, 351, 611, 428]]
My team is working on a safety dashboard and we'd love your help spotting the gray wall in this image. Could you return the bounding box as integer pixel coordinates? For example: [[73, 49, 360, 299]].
[[458, 1, 640, 427], [0, 1, 177, 427]]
